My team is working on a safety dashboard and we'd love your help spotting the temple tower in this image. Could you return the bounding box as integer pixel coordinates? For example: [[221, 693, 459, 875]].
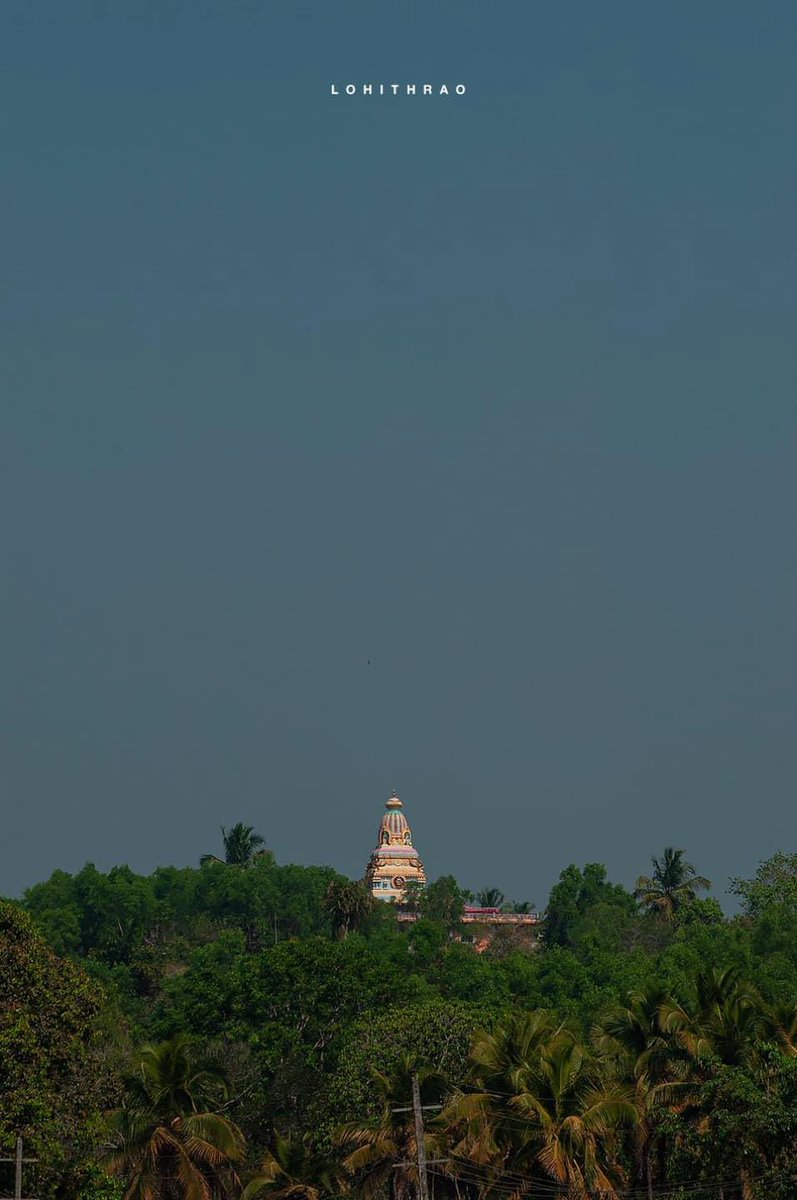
[[364, 791, 426, 902]]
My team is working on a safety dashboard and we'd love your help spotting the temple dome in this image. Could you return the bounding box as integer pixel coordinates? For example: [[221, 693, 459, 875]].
[[365, 790, 426, 901], [378, 793, 413, 845]]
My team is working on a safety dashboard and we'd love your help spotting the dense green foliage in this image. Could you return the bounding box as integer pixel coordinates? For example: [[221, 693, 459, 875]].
[[103, 1032, 245, 1200], [0, 902, 113, 1200], [4, 842, 797, 1200]]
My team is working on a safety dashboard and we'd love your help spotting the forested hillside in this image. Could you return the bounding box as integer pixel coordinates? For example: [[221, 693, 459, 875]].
[[3, 839, 797, 1200]]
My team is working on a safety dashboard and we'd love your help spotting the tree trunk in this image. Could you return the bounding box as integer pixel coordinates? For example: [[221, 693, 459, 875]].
[[656, 1134, 667, 1187], [645, 1147, 653, 1200]]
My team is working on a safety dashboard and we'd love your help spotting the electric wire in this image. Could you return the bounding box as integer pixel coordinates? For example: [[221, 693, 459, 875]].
[[427, 1160, 797, 1200], [428, 1161, 797, 1200]]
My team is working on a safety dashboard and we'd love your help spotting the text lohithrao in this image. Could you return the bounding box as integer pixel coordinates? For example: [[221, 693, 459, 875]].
[[330, 82, 466, 96]]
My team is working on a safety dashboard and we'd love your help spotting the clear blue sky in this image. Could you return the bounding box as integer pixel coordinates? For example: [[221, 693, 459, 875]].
[[2, 1, 796, 906]]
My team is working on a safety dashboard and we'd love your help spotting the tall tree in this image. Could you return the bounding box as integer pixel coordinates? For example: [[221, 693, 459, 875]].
[[545, 864, 636, 948], [0, 902, 108, 1200], [663, 968, 764, 1068], [201, 824, 269, 868], [336, 1056, 448, 1200], [475, 888, 505, 909], [323, 880, 375, 939], [419, 876, 467, 931], [104, 1034, 245, 1200], [328, 1000, 488, 1136], [634, 848, 710, 921], [446, 1015, 636, 1200], [594, 985, 689, 1200], [658, 972, 797, 1200], [513, 1036, 636, 1200], [730, 851, 797, 917]]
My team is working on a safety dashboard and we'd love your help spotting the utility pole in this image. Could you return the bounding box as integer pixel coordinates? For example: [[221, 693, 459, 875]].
[[0, 1137, 37, 1200], [411, 1074, 431, 1200]]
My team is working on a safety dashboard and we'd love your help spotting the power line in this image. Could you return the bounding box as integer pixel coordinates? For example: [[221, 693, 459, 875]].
[[427, 1159, 797, 1200]]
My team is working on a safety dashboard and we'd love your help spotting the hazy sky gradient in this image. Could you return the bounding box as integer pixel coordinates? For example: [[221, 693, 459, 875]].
[[2, 1, 796, 906]]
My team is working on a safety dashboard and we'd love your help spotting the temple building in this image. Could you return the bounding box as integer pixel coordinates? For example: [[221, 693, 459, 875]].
[[364, 792, 426, 901], [363, 789, 540, 950]]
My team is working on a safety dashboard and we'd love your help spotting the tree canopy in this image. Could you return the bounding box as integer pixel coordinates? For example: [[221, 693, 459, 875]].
[[0, 901, 109, 1199], [8, 845, 797, 1200]]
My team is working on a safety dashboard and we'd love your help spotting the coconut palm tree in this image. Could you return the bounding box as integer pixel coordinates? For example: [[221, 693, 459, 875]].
[[200, 824, 268, 868], [323, 879, 375, 939], [103, 1034, 245, 1200], [444, 1010, 566, 1190], [634, 848, 711, 921], [336, 1056, 449, 1200], [594, 985, 690, 1200], [659, 972, 773, 1200], [662, 968, 765, 1069], [761, 1001, 797, 1056], [476, 888, 505, 909], [244, 1131, 348, 1200], [515, 1037, 636, 1200], [446, 1014, 636, 1200]]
